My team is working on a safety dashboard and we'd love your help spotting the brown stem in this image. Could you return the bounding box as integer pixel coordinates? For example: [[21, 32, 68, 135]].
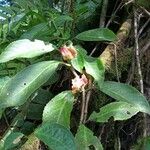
[[80, 88, 86, 124]]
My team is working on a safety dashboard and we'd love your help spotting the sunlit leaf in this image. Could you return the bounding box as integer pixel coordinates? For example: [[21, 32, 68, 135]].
[[101, 81, 150, 114], [76, 28, 116, 41], [0, 39, 55, 63], [35, 123, 76, 150], [89, 102, 139, 123]]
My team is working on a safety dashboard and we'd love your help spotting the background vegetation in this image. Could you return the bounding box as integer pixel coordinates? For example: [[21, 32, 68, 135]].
[[0, 0, 150, 150]]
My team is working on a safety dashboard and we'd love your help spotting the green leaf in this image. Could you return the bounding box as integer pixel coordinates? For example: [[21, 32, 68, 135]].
[[55, 15, 73, 26], [0, 61, 60, 110], [0, 6, 14, 15], [4, 132, 24, 150], [132, 136, 150, 150], [0, 39, 55, 63], [0, 12, 9, 19], [89, 102, 139, 123], [43, 91, 74, 128], [9, 13, 26, 32], [20, 23, 52, 40], [35, 123, 76, 150], [136, 0, 150, 10], [71, 51, 84, 73], [0, 76, 10, 92], [0, 77, 10, 116], [84, 57, 105, 88], [75, 124, 103, 150], [76, 28, 116, 41], [101, 81, 150, 114]]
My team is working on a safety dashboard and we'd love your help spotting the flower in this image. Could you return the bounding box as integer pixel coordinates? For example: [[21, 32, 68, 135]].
[[72, 74, 88, 94], [60, 44, 77, 61]]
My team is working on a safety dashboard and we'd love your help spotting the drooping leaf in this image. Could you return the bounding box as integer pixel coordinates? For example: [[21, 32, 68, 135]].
[[35, 123, 76, 150], [76, 28, 116, 41], [89, 102, 139, 123], [0, 61, 60, 110], [101, 81, 150, 114], [0, 39, 55, 63], [43, 91, 74, 128], [84, 57, 105, 88], [4, 132, 24, 150], [75, 124, 103, 150]]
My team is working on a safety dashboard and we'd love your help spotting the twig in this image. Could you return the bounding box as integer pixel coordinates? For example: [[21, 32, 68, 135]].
[[89, 44, 99, 56], [140, 39, 150, 58], [83, 90, 91, 123], [113, 43, 120, 82], [80, 88, 86, 124], [3, 112, 10, 127], [134, 10, 144, 93], [99, 125, 105, 139], [70, 67, 78, 77], [139, 5, 150, 17], [89, 0, 109, 56], [123, 0, 134, 6], [134, 9, 147, 138], [106, 0, 123, 27], [99, 0, 108, 27], [126, 51, 135, 84], [138, 18, 150, 37]]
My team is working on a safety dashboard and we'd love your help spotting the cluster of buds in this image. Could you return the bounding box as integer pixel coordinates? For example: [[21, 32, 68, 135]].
[[59, 44, 77, 61], [60, 44, 89, 94]]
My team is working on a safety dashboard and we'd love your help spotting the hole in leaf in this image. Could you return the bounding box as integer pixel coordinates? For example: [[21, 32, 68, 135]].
[[89, 145, 95, 150], [24, 83, 26, 85], [126, 111, 131, 115]]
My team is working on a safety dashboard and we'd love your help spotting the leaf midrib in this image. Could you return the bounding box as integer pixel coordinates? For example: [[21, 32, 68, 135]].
[[101, 86, 149, 110]]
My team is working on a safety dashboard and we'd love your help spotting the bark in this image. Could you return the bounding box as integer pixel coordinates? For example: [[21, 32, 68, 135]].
[[100, 19, 132, 77]]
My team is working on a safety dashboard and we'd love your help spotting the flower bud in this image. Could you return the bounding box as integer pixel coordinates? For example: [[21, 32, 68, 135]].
[[72, 74, 88, 94], [60, 45, 77, 61]]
